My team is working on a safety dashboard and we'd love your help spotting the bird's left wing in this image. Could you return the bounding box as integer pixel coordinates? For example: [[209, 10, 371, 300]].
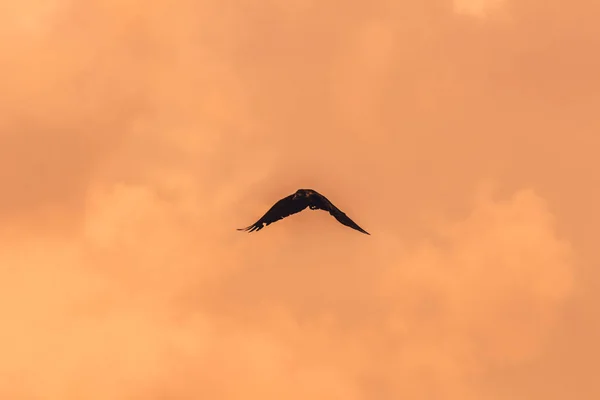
[[237, 194, 308, 233]]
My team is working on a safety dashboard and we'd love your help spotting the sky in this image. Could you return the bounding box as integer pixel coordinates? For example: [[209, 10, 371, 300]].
[[0, 0, 598, 398]]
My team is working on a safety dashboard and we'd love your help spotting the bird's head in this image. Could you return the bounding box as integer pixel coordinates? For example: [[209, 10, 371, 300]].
[[293, 189, 309, 200]]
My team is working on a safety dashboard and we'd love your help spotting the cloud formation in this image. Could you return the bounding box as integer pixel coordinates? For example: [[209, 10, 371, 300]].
[[1, 0, 597, 399]]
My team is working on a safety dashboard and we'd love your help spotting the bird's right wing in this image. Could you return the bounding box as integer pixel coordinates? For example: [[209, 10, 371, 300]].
[[315, 194, 370, 235], [237, 194, 308, 232], [328, 206, 370, 235]]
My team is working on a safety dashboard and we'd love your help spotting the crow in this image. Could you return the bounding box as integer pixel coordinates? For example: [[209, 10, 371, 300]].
[[237, 188, 370, 235]]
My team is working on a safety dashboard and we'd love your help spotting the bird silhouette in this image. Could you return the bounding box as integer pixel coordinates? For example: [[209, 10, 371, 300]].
[[237, 188, 370, 235]]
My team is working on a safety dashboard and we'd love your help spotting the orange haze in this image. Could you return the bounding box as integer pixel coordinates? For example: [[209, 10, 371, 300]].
[[1, 0, 598, 399]]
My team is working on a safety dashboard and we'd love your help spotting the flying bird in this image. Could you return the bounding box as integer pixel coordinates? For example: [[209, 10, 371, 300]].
[[237, 188, 370, 235]]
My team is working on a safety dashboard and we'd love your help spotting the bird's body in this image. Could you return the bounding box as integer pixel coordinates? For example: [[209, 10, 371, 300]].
[[237, 188, 370, 235]]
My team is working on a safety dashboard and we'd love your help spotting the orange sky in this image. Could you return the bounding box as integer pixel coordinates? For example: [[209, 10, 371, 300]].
[[1, 0, 598, 399]]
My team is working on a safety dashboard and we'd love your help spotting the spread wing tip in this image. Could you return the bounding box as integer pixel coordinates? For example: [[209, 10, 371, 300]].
[[237, 224, 262, 233]]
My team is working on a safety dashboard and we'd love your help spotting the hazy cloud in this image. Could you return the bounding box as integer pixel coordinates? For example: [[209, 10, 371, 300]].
[[1, 0, 597, 399]]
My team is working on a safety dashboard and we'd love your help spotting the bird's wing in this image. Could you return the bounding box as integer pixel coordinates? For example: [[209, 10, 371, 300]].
[[237, 194, 309, 232], [313, 193, 370, 235]]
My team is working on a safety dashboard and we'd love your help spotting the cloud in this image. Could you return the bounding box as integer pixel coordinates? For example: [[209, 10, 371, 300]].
[[0, 177, 575, 399], [453, 0, 507, 18], [1, 0, 597, 399]]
